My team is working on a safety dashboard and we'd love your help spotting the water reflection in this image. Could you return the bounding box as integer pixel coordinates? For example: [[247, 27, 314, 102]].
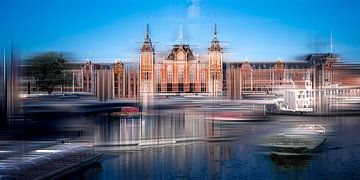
[[86, 109, 360, 179], [93, 109, 232, 148], [270, 154, 311, 170]]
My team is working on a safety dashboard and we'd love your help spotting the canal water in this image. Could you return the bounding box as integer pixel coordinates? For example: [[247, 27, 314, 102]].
[[79, 110, 360, 179]]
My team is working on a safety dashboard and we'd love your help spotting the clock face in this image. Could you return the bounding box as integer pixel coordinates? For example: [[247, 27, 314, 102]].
[[177, 52, 184, 61]]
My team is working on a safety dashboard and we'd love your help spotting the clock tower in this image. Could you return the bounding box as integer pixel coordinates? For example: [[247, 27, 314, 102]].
[[209, 23, 223, 96], [139, 24, 155, 97]]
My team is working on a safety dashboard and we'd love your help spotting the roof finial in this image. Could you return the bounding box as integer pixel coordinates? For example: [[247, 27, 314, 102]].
[[330, 30, 333, 53], [214, 23, 217, 38], [179, 24, 183, 44], [146, 24, 149, 39]]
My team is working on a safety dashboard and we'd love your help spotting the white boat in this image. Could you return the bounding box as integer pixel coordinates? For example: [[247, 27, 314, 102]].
[[267, 124, 326, 156]]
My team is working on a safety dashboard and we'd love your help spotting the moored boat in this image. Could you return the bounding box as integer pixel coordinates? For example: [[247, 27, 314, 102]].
[[111, 107, 141, 118], [266, 124, 326, 156]]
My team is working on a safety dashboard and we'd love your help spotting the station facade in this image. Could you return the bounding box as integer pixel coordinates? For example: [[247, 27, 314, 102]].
[[20, 24, 360, 107]]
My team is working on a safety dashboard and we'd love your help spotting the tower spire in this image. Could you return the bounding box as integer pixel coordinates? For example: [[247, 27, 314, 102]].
[[141, 24, 153, 52], [209, 23, 221, 51], [146, 24, 149, 39], [214, 23, 217, 38]]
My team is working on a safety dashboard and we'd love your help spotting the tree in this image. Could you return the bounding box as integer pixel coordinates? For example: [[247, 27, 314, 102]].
[[28, 52, 66, 94]]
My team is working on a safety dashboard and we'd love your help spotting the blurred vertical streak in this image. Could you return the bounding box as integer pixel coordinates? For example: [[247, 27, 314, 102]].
[[0, 47, 5, 127], [0, 40, 19, 128]]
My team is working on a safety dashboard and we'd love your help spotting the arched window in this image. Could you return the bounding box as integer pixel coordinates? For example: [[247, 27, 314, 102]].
[[177, 52, 185, 61], [178, 65, 184, 82]]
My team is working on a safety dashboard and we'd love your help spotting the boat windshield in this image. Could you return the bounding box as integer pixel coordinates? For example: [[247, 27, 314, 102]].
[[290, 124, 326, 135]]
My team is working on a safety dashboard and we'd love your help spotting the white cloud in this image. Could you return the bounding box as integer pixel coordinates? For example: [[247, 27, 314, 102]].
[[187, 0, 200, 19]]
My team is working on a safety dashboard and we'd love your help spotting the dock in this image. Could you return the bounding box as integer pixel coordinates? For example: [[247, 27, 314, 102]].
[[0, 144, 102, 179]]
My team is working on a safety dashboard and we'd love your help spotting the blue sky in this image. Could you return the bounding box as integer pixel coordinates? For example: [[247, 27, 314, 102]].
[[2, 0, 360, 62]]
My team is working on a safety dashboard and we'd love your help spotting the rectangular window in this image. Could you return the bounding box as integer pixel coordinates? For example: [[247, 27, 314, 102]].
[[201, 72, 206, 82], [167, 65, 172, 83], [190, 83, 195, 92], [201, 83, 206, 92], [178, 83, 184, 92], [178, 65, 184, 82], [157, 83, 161, 92], [167, 83, 172, 92], [190, 65, 195, 82], [156, 70, 161, 82]]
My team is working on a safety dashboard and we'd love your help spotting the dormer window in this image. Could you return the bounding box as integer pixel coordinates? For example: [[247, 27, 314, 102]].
[[177, 52, 185, 61]]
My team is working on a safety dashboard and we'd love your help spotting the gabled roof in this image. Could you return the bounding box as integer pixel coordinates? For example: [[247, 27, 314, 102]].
[[141, 38, 154, 52], [305, 53, 337, 63], [226, 61, 310, 69], [166, 44, 196, 60], [209, 38, 222, 51]]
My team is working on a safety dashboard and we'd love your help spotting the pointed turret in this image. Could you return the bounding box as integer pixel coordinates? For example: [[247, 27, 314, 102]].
[[141, 24, 154, 52], [209, 23, 222, 51]]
